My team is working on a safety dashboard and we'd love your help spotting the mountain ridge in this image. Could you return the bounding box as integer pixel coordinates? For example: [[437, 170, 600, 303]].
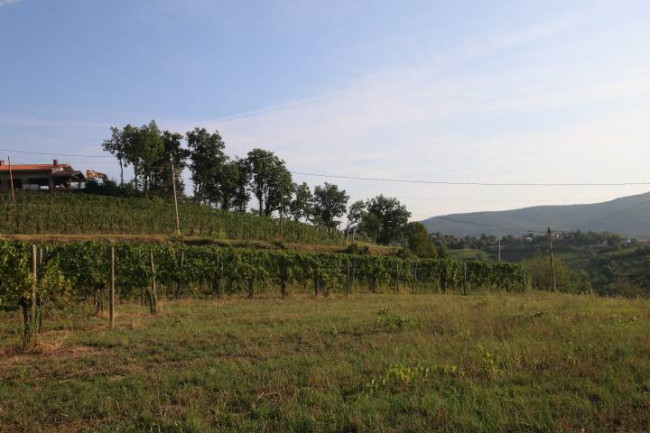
[[420, 191, 650, 238]]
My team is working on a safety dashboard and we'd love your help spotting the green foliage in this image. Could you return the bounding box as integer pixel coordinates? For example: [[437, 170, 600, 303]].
[[362, 195, 411, 245], [0, 192, 343, 245], [376, 308, 416, 329], [0, 241, 528, 311], [442, 231, 649, 297], [343, 243, 370, 255], [288, 182, 314, 223], [0, 243, 32, 312], [245, 148, 292, 217], [313, 182, 349, 230], [345, 199, 366, 234], [404, 222, 438, 258], [102, 121, 189, 196], [524, 256, 594, 294], [186, 127, 228, 205], [366, 364, 430, 392]]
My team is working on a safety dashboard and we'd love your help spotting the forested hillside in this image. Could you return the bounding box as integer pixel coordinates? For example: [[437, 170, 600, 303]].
[[422, 192, 650, 237]]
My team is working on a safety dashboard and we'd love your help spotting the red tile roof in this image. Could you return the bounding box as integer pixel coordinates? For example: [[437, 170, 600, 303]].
[[0, 164, 72, 171]]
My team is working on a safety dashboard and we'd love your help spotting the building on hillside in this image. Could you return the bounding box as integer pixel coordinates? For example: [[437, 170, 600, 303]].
[[0, 159, 86, 192]]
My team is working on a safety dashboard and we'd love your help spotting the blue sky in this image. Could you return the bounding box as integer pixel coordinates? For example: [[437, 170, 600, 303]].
[[2, 0, 650, 220]]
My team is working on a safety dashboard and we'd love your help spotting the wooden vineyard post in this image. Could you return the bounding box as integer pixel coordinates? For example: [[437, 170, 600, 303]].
[[38, 247, 44, 333], [395, 262, 400, 293], [109, 245, 115, 328], [547, 227, 557, 292], [279, 184, 284, 240], [170, 155, 181, 235], [149, 252, 158, 314], [413, 262, 417, 294], [177, 250, 185, 298], [8, 156, 15, 205], [247, 256, 255, 300], [346, 258, 351, 295], [29, 244, 37, 347], [280, 270, 287, 299], [248, 274, 254, 299], [463, 261, 467, 296]]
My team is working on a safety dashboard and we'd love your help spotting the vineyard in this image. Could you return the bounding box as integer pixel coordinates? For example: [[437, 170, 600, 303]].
[[0, 192, 343, 245], [0, 241, 527, 346]]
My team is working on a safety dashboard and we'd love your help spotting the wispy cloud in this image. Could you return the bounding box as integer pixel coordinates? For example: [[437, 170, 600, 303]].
[[0, 113, 107, 129], [0, 0, 23, 6], [171, 10, 650, 218]]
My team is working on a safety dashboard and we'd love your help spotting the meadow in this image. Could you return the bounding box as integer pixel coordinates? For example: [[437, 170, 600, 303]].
[[1, 293, 648, 432]]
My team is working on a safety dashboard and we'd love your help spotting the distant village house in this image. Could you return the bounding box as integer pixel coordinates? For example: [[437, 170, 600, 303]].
[[0, 159, 86, 192]]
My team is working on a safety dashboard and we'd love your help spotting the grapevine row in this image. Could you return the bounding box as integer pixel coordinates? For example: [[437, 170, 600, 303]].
[[0, 192, 343, 245], [1, 241, 527, 300], [1, 241, 527, 347]]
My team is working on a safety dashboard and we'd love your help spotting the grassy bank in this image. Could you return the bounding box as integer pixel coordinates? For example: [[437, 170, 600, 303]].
[[1, 294, 648, 432]]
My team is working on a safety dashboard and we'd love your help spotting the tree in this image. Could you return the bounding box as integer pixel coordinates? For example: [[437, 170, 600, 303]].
[[404, 222, 438, 258], [150, 131, 190, 196], [313, 183, 349, 230], [102, 126, 130, 186], [114, 120, 165, 195], [364, 195, 411, 245], [358, 212, 381, 242], [187, 128, 227, 204], [267, 165, 293, 217], [289, 182, 314, 222], [218, 158, 250, 211], [244, 149, 292, 217], [345, 200, 366, 237], [139, 121, 165, 195]]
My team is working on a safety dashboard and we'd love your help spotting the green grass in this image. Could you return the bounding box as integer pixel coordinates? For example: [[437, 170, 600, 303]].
[[447, 248, 493, 261], [1, 294, 649, 432]]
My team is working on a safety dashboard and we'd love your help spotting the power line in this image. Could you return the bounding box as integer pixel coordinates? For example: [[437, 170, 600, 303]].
[[401, 195, 615, 203], [0, 148, 112, 158], [291, 171, 650, 187], [3, 147, 650, 187]]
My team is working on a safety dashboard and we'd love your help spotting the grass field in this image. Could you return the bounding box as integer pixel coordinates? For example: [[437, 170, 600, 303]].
[[1, 294, 648, 432]]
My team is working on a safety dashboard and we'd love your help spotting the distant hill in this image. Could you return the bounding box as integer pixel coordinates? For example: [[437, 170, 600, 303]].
[[421, 191, 650, 238]]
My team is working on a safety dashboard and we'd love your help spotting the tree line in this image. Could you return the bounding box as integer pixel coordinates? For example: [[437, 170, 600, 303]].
[[101, 121, 434, 250]]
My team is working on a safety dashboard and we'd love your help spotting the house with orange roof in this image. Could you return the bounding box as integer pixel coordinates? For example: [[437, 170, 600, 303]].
[[0, 159, 86, 192]]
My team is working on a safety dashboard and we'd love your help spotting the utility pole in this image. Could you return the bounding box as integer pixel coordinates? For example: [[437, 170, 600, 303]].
[[547, 227, 557, 292], [170, 155, 181, 235], [8, 156, 15, 205]]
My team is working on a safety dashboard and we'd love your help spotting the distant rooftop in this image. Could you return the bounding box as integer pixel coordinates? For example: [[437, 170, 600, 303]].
[[0, 159, 72, 172]]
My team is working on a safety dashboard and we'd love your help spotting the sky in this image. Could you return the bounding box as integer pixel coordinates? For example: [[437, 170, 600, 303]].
[[1, 0, 650, 221]]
